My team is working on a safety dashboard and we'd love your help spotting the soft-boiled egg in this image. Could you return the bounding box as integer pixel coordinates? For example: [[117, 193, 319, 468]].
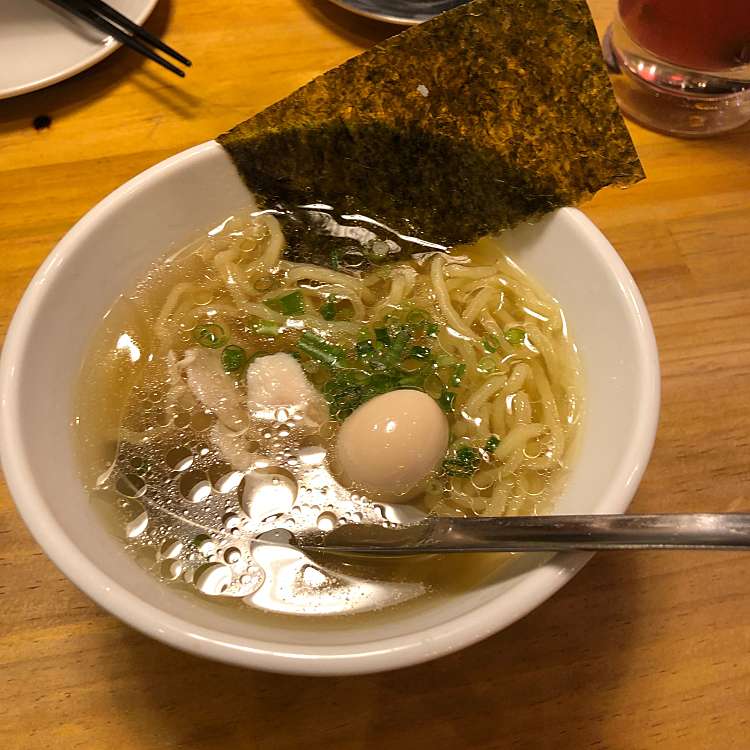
[[334, 389, 449, 502]]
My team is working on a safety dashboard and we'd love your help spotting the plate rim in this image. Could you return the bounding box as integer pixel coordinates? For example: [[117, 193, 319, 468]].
[[325, 0, 464, 26], [0, 0, 160, 100]]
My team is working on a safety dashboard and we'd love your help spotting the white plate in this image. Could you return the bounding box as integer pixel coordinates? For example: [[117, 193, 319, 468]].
[[0, 0, 159, 100]]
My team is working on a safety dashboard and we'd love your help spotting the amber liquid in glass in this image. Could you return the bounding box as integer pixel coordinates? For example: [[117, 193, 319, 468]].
[[619, 0, 750, 71]]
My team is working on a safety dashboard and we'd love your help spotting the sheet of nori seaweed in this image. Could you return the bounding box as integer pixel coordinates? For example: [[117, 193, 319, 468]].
[[218, 0, 643, 249]]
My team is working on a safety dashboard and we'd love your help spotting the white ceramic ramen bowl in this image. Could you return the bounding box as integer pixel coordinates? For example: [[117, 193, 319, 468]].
[[0, 141, 659, 675]]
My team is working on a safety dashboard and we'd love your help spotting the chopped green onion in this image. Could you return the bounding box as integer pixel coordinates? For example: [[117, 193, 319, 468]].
[[385, 328, 411, 366], [265, 290, 305, 316], [252, 318, 281, 337], [435, 354, 456, 367], [367, 353, 389, 371], [442, 444, 480, 477], [477, 355, 500, 373], [320, 295, 338, 321], [194, 323, 227, 349], [406, 308, 429, 325], [369, 372, 392, 392], [337, 304, 354, 322], [354, 372, 374, 388], [424, 374, 444, 399], [505, 327, 526, 345], [301, 359, 320, 375], [330, 248, 339, 270], [355, 340, 375, 357], [484, 435, 501, 453], [400, 357, 425, 373], [398, 374, 424, 388], [426, 322, 439, 337], [405, 309, 431, 333], [221, 345, 247, 373], [297, 331, 345, 367], [483, 334, 502, 353], [451, 363, 466, 387], [374, 327, 390, 345], [438, 389, 457, 413], [456, 445, 477, 462], [311, 314, 448, 417], [409, 345, 431, 360]]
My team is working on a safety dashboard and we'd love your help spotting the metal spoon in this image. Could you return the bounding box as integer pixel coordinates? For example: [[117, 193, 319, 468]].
[[296, 513, 750, 555]]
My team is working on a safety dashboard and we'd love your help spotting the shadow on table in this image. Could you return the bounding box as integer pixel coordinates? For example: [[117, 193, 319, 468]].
[[113, 552, 644, 749], [0, 0, 199, 135], [298, 0, 398, 48]]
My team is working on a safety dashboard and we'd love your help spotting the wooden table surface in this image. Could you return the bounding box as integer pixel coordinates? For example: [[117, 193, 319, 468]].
[[1, 1, 749, 747]]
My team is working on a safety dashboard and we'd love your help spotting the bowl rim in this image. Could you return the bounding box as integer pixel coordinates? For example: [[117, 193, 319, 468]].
[[0, 140, 660, 675]]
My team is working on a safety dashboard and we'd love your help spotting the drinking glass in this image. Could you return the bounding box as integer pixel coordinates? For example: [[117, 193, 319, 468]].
[[602, 0, 750, 137]]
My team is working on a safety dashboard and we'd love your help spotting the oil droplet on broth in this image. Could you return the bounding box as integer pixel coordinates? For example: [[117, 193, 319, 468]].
[[116, 473, 147, 499], [274, 407, 290, 423], [242, 469, 298, 521], [194, 534, 217, 557], [194, 562, 232, 595], [213, 470, 244, 493], [316, 511, 338, 532], [166, 446, 194, 472], [179, 471, 212, 504], [160, 538, 183, 559], [161, 559, 183, 580], [222, 512, 241, 530], [298, 445, 326, 465], [125, 508, 148, 538]]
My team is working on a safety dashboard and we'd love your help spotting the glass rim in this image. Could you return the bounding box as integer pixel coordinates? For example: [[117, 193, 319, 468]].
[[612, 9, 750, 84]]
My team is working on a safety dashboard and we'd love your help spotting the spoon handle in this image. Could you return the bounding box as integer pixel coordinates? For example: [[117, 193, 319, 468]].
[[303, 514, 750, 554]]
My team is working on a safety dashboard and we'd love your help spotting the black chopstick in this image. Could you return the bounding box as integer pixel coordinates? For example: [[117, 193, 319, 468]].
[[86, 0, 191, 67], [49, 0, 190, 78]]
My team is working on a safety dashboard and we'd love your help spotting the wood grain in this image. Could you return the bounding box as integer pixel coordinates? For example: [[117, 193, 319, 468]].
[[1, 1, 749, 748]]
